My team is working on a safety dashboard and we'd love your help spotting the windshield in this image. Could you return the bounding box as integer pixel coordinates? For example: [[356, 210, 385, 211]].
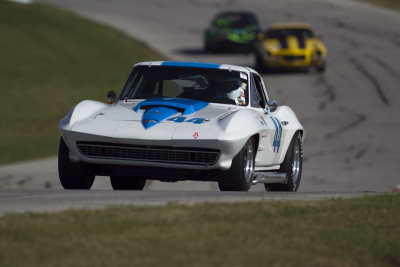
[[120, 66, 249, 106], [214, 13, 258, 28], [267, 29, 314, 38]]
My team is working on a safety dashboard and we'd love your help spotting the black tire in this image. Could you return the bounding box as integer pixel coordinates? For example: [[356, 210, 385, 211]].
[[58, 137, 95, 190], [255, 53, 267, 73], [110, 176, 146, 190], [265, 131, 303, 192], [209, 43, 219, 53], [218, 138, 255, 191], [316, 60, 326, 72], [204, 42, 210, 52]]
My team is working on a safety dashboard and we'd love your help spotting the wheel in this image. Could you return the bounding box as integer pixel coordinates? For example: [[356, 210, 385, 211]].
[[209, 43, 219, 53], [218, 138, 255, 191], [255, 53, 267, 73], [110, 176, 146, 190], [204, 42, 210, 52], [58, 137, 95, 189], [265, 131, 303, 192], [316, 59, 326, 72]]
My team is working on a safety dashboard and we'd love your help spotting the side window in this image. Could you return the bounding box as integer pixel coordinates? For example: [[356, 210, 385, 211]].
[[251, 77, 261, 108], [252, 75, 267, 108], [257, 76, 269, 101]]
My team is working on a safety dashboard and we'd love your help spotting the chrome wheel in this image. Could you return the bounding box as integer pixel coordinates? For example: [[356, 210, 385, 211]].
[[292, 138, 300, 183], [243, 139, 254, 183]]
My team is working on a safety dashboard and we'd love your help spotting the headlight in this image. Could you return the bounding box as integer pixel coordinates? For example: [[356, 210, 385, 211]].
[[270, 44, 281, 50]]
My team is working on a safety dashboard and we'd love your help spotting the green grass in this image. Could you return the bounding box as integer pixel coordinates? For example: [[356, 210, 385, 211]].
[[0, 0, 165, 165], [0, 194, 399, 267], [354, 0, 400, 11]]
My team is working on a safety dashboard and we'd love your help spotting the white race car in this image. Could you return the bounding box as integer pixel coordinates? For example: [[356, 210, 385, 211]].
[[59, 61, 305, 191]]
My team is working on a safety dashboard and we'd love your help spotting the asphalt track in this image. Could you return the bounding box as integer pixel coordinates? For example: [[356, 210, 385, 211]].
[[1, 0, 400, 214]]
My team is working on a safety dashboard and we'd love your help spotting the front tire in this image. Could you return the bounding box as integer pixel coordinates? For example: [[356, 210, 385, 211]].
[[265, 132, 303, 192], [316, 59, 326, 72], [255, 53, 267, 73], [58, 137, 95, 190], [110, 176, 146, 190], [218, 138, 255, 191]]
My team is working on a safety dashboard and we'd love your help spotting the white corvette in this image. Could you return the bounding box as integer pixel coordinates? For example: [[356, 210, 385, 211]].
[[58, 61, 305, 191]]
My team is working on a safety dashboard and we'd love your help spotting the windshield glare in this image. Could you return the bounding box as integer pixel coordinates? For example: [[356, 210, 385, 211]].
[[120, 66, 249, 106]]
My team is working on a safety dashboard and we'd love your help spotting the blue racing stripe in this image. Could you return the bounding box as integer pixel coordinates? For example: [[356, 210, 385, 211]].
[[273, 117, 283, 153], [161, 61, 221, 69], [270, 117, 279, 153], [134, 98, 209, 115]]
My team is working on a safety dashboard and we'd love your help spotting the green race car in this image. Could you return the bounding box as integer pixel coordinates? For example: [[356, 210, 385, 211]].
[[204, 11, 261, 53]]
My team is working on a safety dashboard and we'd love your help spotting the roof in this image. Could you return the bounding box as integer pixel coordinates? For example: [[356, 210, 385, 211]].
[[134, 61, 257, 74], [268, 22, 314, 30], [215, 11, 257, 16]]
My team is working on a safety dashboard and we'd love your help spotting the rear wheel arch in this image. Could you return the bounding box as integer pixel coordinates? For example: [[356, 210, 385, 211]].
[[276, 128, 304, 164]]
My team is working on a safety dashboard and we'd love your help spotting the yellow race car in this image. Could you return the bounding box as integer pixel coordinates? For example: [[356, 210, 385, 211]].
[[254, 23, 327, 72]]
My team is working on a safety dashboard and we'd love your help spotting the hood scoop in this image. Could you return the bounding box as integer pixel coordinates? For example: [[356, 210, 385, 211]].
[[141, 106, 179, 129], [135, 98, 209, 130], [134, 98, 208, 115]]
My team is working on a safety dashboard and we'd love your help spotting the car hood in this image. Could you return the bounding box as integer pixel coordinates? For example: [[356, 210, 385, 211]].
[[264, 36, 318, 51], [66, 98, 239, 147], [216, 25, 260, 43], [94, 98, 237, 128]]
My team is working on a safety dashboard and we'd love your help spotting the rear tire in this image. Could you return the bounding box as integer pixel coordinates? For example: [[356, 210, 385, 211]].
[[58, 137, 95, 190], [218, 138, 255, 191], [265, 132, 303, 192], [110, 176, 146, 190]]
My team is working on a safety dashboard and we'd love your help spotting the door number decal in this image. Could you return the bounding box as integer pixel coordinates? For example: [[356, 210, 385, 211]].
[[167, 116, 206, 124]]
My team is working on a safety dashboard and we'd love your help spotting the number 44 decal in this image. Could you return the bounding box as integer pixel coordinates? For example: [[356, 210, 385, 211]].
[[167, 116, 206, 124]]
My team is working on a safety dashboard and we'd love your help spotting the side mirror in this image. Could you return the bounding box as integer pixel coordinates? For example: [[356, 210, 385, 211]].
[[266, 100, 278, 112], [257, 33, 265, 40], [107, 90, 117, 104]]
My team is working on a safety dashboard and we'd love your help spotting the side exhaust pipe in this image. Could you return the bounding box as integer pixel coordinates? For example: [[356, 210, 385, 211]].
[[251, 172, 287, 185]]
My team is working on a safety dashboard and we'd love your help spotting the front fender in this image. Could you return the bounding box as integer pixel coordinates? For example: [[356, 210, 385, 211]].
[[217, 109, 264, 168], [59, 100, 106, 131]]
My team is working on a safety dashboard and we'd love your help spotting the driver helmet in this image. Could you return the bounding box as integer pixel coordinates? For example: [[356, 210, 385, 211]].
[[216, 79, 241, 100]]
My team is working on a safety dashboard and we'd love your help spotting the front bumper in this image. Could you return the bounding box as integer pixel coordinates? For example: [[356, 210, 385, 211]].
[[260, 51, 325, 68], [60, 123, 247, 171]]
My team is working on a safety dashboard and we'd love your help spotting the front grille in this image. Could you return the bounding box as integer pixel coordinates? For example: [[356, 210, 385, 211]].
[[283, 55, 305, 61], [77, 142, 219, 165]]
